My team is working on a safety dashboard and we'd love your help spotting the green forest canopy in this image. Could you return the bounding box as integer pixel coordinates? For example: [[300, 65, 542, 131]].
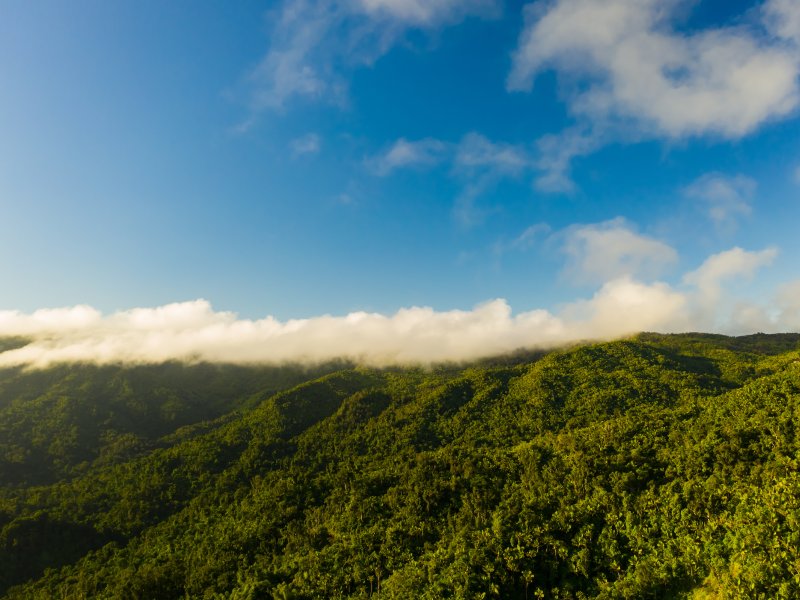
[[1, 332, 800, 599]]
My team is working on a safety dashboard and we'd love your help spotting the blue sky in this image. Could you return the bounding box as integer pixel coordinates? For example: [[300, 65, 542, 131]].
[[1, 0, 800, 365]]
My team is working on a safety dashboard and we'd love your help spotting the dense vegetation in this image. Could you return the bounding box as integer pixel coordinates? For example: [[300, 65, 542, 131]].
[[1, 333, 800, 598]]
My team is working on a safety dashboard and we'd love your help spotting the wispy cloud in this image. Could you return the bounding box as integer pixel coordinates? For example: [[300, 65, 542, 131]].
[[359, 0, 499, 25], [453, 132, 532, 175], [368, 137, 449, 175], [242, 0, 500, 115], [369, 132, 534, 177], [246, 1, 337, 112], [452, 133, 535, 226], [363, 117, 608, 205], [683, 173, 755, 232], [533, 126, 602, 193], [367, 132, 536, 226], [291, 132, 322, 156], [493, 223, 551, 256], [1, 244, 793, 369], [335, 192, 356, 206]]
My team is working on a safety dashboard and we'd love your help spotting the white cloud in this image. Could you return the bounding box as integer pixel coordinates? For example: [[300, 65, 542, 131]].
[[369, 138, 449, 175], [372, 132, 533, 177], [560, 277, 689, 338], [454, 132, 532, 175], [493, 223, 551, 255], [683, 246, 778, 291], [291, 133, 322, 156], [512, 0, 800, 193], [776, 280, 800, 329], [451, 184, 491, 228], [509, 0, 800, 138], [358, 0, 499, 25], [764, 0, 800, 46], [0, 305, 102, 335], [367, 133, 535, 225], [451, 133, 536, 226], [513, 223, 550, 248], [561, 218, 678, 285], [727, 302, 775, 334], [335, 192, 356, 205], [683, 246, 778, 329], [2, 243, 791, 369], [533, 126, 601, 193], [245, 0, 499, 112], [0, 293, 678, 369], [684, 173, 756, 232], [247, 1, 337, 111]]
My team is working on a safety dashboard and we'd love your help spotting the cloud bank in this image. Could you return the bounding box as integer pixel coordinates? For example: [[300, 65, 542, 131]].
[[1, 245, 796, 369]]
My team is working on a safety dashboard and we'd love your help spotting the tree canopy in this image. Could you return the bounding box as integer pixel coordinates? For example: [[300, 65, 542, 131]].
[[2, 333, 800, 599]]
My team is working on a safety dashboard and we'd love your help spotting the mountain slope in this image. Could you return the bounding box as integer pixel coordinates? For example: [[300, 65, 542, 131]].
[[1, 334, 800, 598]]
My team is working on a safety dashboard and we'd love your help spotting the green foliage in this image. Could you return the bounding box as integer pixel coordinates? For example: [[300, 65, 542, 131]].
[[2, 334, 800, 598], [0, 361, 345, 486]]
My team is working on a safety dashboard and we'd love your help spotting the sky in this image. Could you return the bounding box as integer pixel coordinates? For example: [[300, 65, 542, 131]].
[[1, 0, 800, 366]]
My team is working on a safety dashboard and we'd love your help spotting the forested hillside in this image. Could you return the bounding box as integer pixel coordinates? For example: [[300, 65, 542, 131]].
[[2, 333, 800, 599]]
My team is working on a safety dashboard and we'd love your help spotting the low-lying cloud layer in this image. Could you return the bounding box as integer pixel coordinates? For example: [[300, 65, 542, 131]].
[[1, 246, 796, 369]]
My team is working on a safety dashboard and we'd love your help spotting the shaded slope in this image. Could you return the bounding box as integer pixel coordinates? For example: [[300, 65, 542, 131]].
[[0, 362, 346, 487]]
